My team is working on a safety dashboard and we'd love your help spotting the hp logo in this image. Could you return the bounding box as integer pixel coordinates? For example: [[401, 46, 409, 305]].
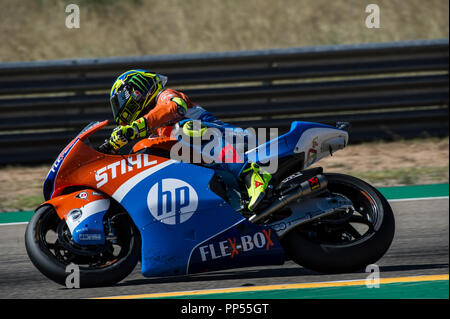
[[147, 178, 198, 225]]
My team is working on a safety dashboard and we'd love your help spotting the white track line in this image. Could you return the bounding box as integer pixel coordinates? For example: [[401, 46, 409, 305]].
[[388, 196, 448, 202], [0, 221, 29, 227]]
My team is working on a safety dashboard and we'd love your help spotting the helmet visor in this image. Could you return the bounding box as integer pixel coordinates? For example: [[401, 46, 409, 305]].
[[110, 88, 133, 123]]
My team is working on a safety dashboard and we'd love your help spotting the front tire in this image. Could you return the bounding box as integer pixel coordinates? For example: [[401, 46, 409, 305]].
[[25, 205, 140, 287], [283, 173, 395, 273]]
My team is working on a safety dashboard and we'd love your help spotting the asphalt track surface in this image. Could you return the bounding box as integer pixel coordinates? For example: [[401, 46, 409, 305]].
[[0, 198, 448, 299]]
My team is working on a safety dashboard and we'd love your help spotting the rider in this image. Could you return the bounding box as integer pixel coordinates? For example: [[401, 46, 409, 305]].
[[107, 69, 271, 211]]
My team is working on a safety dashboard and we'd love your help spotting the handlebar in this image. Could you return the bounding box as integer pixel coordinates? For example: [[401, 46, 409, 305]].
[[97, 127, 135, 154], [97, 140, 114, 154]]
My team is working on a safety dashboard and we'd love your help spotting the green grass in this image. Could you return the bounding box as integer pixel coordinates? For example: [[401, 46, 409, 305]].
[[15, 194, 45, 211], [0, 194, 45, 213], [351, 166, 449, 186]]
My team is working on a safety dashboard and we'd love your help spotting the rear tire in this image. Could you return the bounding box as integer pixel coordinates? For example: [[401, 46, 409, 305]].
[[282, 173, 395, 273], [25, 205, 140, 287]]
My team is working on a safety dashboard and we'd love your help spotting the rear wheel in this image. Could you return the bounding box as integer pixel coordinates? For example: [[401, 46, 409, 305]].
[[25, 204, 140, 287], [282, 173, 395, 273]]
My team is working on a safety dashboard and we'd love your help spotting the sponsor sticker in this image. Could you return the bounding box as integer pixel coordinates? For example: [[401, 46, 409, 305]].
[[75, 191, 89, 200], [67, 209, 82, 222], [147, 178, 199, 225], [198, 229, 274, 262], [95, 154, 158, 188], [308, 176, 320, 190], [78, 233, 102, 241]]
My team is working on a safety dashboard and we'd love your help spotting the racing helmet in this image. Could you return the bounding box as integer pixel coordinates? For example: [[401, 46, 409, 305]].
[[109, 69, 168, 125]]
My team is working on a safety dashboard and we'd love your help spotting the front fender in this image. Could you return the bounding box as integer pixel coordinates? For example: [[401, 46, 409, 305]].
[[41, 189, 110, 245]]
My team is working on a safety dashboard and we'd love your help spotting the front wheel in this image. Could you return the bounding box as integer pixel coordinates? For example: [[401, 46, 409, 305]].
[[282, 173, 395, 273], [25, 204, 140, 287]]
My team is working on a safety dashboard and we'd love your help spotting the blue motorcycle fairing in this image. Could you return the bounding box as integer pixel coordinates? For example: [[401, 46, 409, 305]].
[[43, 138, 80, 201], [109, 121, 344, 277], [72, 212, 107, 245], [187, 218, 285, 274], [173, 120, 340, 178], [115, 161, 284, 277], [245, 121, 341, 166]]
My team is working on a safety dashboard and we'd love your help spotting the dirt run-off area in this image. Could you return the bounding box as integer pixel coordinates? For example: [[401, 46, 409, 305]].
[[0, 137, 448, 212]]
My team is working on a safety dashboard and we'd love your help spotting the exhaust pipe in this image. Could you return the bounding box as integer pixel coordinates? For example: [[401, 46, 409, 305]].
[[249, 174, 328, 224]]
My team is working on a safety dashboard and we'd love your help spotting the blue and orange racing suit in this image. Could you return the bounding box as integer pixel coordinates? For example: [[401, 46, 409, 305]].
[[141, 88, 253, 178]]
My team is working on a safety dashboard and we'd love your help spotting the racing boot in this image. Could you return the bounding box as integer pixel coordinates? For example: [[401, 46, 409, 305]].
[[241, 163, 272, 211]]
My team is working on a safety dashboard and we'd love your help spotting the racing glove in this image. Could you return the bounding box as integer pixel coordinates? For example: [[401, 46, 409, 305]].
[[109, 117, 148, 151]]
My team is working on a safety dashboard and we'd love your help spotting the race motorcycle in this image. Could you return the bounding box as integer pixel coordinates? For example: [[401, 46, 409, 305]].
[[25, 120, 395, 287]]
